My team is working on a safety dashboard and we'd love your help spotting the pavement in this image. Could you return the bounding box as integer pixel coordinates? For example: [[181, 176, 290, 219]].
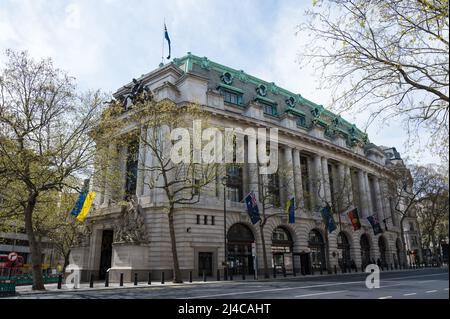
[[4, 267, 449, 299]]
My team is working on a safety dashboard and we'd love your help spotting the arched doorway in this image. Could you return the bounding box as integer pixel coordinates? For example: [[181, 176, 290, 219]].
[[337, 232, 351, 270], [396, 238, 403, 267], [227, 223, 255, 275], [308, 229, 326, 271], [378, 236, 388, 267], [360, 234, 371, 267], [272, 227, 293, 274]]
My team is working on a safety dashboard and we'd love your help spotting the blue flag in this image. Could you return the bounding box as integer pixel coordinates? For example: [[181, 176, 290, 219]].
[[244, 191, 260, 224], [321, 205, 337, 233], [71, 191, 88, 217], [164, 23, 171, 60], [367, 214, 383, 235], [285, 196, 295, 224]]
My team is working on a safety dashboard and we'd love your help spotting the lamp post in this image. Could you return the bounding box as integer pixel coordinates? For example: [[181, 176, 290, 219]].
[[221, 175, 229, 280]]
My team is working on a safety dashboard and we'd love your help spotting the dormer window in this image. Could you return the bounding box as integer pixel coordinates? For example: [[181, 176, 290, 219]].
[[286, 96, 295, 107], [296, 114, 306, 127], [221, 72, 233, 85], [223, 90, 243, 105], [262, 102, 277, 116], [256, 84, 267, 97]]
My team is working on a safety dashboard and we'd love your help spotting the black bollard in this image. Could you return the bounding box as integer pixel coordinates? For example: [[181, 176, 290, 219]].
[[89, 274, 94, 288], [334, 265, 337, 274], [242, 271, 246, 280], [361, 264, 364, 272], [224, 268, 228, 281], [148, 272, 151, 285], [105, 273, 109, 287], [57, 274, 62, 289], [189, 271, 192, 283], [203, 271, 206, 282], [217, 269, 221, 281], [230, 270, 233, 280], [273, 267, 276, 278], [161, 271, 165, 284], [283, 267, 286, 277], [120, 273, 124, 286], [293, 267, 296, 277], [311, 267, 315, 275], [390, 264, 393, 271], [320, 267, 323, 275], [134, 273, 138, 286]]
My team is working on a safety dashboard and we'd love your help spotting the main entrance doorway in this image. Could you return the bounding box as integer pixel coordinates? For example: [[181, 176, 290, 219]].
[[198, 252, 213, 276], [360, 234, 371, 268], [99, 230, 113, 280], [227, 223, 255, 276], [308, 229, 326, 271]]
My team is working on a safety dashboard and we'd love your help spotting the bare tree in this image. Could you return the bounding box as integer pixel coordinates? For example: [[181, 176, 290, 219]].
[[0, 50, 103, 290], [298, 0, 449, 158]]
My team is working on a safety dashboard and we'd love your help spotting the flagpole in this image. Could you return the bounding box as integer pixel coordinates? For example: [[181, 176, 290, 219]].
[[161, 18, 165, 66]]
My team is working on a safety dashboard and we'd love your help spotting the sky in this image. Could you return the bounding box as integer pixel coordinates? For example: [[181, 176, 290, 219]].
[[0, 0, 439, 165]]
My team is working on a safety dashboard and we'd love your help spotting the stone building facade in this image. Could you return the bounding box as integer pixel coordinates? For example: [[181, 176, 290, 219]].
[[71, 53, 412, 282]]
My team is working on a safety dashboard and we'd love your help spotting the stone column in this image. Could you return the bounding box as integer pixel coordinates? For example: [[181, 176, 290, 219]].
[[307, 156, 315, 211], [364, 173, 374, 214], [337, 163, 346, 208], [102, 142, 117, 206], [373, 176, 384, 219], [357, 170, 369, 217], [248, 135, 260, 201], [345, 166, 354, 206], [313, 154, 324, 208], [283, 146, 295, 206], [321, 157, 332, 204], [135, 127, 147, 197], [292, 149, 303, 210]]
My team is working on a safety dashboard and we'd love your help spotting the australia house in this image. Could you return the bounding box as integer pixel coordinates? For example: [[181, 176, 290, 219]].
[[70, 53, 418, 282]]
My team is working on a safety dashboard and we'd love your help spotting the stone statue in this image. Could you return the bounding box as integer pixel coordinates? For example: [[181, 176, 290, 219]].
[[113, 196, 148, 244], [119, 78, 153, 109], [74, 222, 93, 247]]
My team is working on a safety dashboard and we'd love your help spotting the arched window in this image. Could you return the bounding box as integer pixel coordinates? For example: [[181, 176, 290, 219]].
[[227, 224, 255, 276], [272, 227, 294, 273], [337, 232, 351, 269], [308, 229, 325, 271]]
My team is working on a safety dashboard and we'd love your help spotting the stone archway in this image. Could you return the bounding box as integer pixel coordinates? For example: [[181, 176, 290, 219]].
[[360, 234, 371, 268], [308, 229, 326, 271], [227, 223, 255, 276], [337, 232, 351, 270], [271, 226, 294, 274], [378, 236, 388, 267]]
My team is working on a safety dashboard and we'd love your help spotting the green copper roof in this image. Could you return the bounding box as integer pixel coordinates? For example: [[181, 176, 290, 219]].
[[172, 52, 368, 144]]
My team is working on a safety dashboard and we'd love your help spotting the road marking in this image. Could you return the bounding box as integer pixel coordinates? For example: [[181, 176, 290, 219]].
[[418, 280, 435, 284], [403, 293, 417, 296], [295, 290, 347, 298], [444, 288, 449, 291], [378, 296, 392, 299], [426, 290, 437, 293], [184, 271, 448, 299]]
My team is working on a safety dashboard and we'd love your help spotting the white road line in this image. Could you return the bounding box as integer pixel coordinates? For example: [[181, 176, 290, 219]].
[[295, 290, 347, 298], [418, 280, 435, 284], [403, 293, 417, 296], [444, 288, 449, 291], [183, 271, 448, 299], [426, 290, 437, 293], [378, 296, 393, 299]]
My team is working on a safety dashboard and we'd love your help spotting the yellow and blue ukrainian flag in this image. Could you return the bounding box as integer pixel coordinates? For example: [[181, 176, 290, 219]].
[[70, 191, 96, 222], [285, 196, 295, 224]]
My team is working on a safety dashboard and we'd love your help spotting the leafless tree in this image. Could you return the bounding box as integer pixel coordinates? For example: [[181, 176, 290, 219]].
[[298, 0, 449, 159]]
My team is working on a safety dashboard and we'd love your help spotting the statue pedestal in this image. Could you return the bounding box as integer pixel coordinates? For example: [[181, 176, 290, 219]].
[[109, 242, 150, 283], [68, 246, 91, 282]]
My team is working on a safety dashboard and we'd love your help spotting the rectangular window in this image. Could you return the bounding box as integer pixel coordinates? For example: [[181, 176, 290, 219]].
[[211, 216, 215, 225], [223, 90, 243, 106], [204, 215, 208, 225], [193, 179, 200, 196], [267, 173, 280, 207], [196, 215, 200, 225], [263, 103, 277, 116], [225, 165, 243, 202], [296, 115, 306, 127]]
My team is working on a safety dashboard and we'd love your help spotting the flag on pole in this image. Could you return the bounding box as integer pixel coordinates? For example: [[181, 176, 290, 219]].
[[367, 214, 383, 235], [345, 207, 361, 231], [285, 196, 295, 224], [244, 191, 260, 224], [71, 191, 96, 222], [164, 23, 171, 60], [321, 204, 337, 233]]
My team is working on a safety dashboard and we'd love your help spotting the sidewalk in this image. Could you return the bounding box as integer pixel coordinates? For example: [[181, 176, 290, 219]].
[[14, 266, 445, 296]]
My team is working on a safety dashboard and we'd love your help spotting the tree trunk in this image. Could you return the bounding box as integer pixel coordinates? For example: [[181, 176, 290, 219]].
[[63, 251, 71, 273], [168, 206, 182, 283], [400, 215, 408, 267], [24, 194, 45, 290], [259, 222, 269, 279]]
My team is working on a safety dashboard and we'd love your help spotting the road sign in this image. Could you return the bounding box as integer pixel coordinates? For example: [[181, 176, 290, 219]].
[[7, 252, 18, 262]]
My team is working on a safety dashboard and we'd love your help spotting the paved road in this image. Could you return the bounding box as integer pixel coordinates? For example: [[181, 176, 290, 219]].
[[7, 268, 449, 299]]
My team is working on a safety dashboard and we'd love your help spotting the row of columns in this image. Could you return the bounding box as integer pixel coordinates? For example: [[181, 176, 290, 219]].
[[97, 134, 392, 228]]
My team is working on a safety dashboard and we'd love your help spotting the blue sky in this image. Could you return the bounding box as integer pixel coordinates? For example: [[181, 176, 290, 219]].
[[0, 0, 438, 165]]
